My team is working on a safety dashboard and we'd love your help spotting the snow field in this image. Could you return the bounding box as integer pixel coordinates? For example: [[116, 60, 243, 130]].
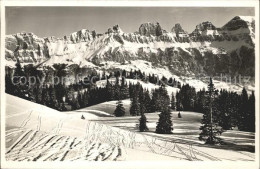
[[5, 94, 255, 161]]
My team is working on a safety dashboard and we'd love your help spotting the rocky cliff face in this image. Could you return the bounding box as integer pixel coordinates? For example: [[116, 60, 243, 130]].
[[139, 22, 164, 36], [5, 16, 255, 77]]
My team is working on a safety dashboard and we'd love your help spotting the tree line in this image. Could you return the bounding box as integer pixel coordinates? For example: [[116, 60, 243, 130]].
[[5, 61, 255, 137], [170, 82, 255, 133]]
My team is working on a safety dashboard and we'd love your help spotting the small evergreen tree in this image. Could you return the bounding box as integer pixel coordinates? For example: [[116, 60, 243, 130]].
[[5, 70, 16, 95], [81, 115, 85, 120], [139, 87, 146, 113], [156, 107, 173, 134], [130, 93, 140, 116], [176, 91, 182, 111], [71, 96, 80, 110], [215, 90, 232, 130], [151, 84, 170, 112], [120, 77, 129, 99], [229, 92, 240, 128], [139, 113, 149, 132], [248, 91, 255, 132], [151, 90, 159, 112], [13, 59, 27, 98], [77, 91, 83, 108], [106, 79, 114, 101], [171, 93, 176, 110], [194, 89, 206, 113], [114, 100, 126, 117], [238, 87, 249, 131], [48, 86, 57, 108], [114, 77, 121, 100], [143, 90, 152, 113], [178, 111, 182, 118], [61, 102, 67, 111], [82, 91, 89, 107]]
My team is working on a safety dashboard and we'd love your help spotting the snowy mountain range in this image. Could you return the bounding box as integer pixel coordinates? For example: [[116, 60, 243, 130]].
[[5, 16, 255, 78]]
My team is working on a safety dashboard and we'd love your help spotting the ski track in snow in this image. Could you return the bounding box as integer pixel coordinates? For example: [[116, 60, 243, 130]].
[[6, 127, 123, 161], [5, 118, 255, 161], [5, 94, 255, 162]]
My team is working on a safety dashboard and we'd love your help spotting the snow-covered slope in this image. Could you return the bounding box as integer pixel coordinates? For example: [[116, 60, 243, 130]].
[[5, 94, 255, 161], [5, 94, 177, 161]]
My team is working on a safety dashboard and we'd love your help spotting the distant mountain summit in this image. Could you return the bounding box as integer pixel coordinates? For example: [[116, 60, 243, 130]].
[[5, 16, 255, 77]]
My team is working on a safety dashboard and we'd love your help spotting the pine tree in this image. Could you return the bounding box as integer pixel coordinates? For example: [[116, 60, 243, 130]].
[[106, 79, 114, 101], [178, 84, 196, 111], [176, 91, 180, 111], [48, 86, 57, 108], [120, 77, 129, 99], [229, 92, 240, 128], [45, 90, 52, 107], [34, 84, 43, 104], [122, 69, 127, 78], [177, 82, 181, 89], [194, 89, 206, 113], [77, 91, 83, 108], [130, 93, 140, 116], [129, 82, 134, 98], [151, 90, 159, 112], [114, 77, 121, 100], [138, 86, 146, 113], [5, 67, 16, 95], [199, 78, 223, 144], [178, 111, 182, 118], [143, 90, 152, 113], [139, 113, 149, 132], [114, 100, 126, 117], [28, 84, 37, 102], [151, 84, 170, 112], [156, 107, 173, 134], [13, 59, 27, 98], [61, 102, 67, 111], [82, 91, 89, 107], [66, 86, 75, 101], [171, 93, 176, 110], [14, 59, 24, 78], [215, 90, 232, 130], [41, 86, 48, 106], [159, 84, 170, 108], [71, 96, 80, 110], [55, 84, 66, 103], [248, 91, 255, 132], [238, 88, 249, 131]]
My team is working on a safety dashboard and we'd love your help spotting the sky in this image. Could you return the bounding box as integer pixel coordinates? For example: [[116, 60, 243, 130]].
[[6, 7, 254, 37]]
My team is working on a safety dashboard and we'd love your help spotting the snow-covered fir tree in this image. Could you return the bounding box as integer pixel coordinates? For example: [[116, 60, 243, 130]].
[[248, 91, 255, 132], [143, 90, 152, 113], [171, 93, 176, 110], [120, 77, 129, 99], [130, 92, 140, 116], [114, 100, 126, 117], [178, 111, 182, 118], [156, 106, 173, 134], [139, 113, 149, 132]]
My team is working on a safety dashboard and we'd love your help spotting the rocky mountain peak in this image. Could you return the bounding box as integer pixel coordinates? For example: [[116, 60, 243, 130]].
[[139, 22, 163, 36], [5, 16, 255, 78], [113, 25, 123, 33], [171, 23, 183, 33], [69, 29, 96, 43], [194, 21, 216, 32], [222, 16, 254, 31], [107, 24, 123, 34]]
